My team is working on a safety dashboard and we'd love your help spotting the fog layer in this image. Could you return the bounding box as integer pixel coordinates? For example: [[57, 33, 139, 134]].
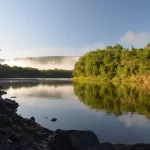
[[0, 56, 80, 70]]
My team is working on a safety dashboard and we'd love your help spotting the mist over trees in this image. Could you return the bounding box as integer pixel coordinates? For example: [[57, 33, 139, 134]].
[[73, 44, 150, 81]]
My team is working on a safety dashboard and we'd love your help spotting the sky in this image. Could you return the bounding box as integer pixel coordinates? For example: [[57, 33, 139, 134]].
[[0, 0, 150, 58]]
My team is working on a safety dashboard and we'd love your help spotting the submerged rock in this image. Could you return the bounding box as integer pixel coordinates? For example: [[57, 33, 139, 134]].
[[51, 118, 57, 122], [10, 96, 17, 98]]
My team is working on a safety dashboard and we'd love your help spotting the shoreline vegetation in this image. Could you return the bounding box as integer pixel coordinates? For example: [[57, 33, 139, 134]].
[[73, 75, 150, 84], [0, 64, 72, 78], [73, 44, 150, 84], [1, 91, 150, 149]]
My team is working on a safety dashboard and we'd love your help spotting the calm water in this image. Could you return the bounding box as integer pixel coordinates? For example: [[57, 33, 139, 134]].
[[2, 79, 150, 144]]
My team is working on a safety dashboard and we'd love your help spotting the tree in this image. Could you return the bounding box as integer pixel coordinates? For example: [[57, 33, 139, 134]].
[[73, 44, 150, 80]]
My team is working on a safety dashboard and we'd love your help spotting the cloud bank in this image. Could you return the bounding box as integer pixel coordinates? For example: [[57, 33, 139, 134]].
[[1, 56, 80, 70], [1, 41, 105, 70], [120, 31, 150, 47]]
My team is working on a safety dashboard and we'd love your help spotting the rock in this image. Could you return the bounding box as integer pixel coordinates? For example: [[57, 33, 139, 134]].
[[99, 143, 116, 150], [0, 99, 8, 112], [51, 118, 57, 122], [13, 115, 23, 124], [49, 133, 72, 150], [1, 91, 7, 95], [0, 128, 7, 143], [67, 130, 100, 150], [37, 124, 53, 134], [131, 144, 150, 150], [0, 114, 12, 125], [26, 126, 37, 132], [5, 109, 15, 116], [11, 96, 17, 98], [3, 98, 18, 111], [30, 116, 35, 122]]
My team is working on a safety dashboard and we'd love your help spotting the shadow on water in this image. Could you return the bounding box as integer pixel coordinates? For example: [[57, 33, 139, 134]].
[[73, 82, 150, 119]]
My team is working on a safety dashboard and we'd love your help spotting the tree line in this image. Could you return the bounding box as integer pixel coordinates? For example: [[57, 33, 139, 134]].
[[0, 64, 72, 78], [73, 44, 150, 81]]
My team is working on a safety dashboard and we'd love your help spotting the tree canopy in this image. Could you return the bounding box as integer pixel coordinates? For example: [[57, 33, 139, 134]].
[[73, 44, 150, 81]]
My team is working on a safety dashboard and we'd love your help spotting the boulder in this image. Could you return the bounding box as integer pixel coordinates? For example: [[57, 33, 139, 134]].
[[67, 130, 100, 150], [30, 116, 35, 122], [49, 133, 72, 150], [99, 143, 116, 150]]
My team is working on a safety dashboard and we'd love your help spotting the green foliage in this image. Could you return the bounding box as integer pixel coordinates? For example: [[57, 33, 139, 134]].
[[73, 44, 150, 80], [0, 64, 72, 78], [73, 82, 150, 118]]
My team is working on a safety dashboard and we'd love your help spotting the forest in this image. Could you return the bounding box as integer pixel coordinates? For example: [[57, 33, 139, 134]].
[[73, 43, 150, 82], [0, 64, 72, 78]]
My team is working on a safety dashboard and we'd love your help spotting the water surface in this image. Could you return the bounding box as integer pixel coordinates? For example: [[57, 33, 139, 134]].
[[2, 79, 150, 144]]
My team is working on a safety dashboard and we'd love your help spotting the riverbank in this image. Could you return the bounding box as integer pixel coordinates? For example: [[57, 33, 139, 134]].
[[73, 75, 150, 85], [0, 91, 150, 150]]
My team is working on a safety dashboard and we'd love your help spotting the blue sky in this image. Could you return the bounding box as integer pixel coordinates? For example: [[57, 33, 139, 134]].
[[0, 0, 150, 58]]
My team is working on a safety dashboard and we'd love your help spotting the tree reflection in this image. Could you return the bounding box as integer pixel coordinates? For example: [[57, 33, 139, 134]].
[[73, 82, 150, 118]]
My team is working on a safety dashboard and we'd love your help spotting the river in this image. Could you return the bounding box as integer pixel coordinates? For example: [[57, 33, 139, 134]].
[[1, 78, 150, 144]]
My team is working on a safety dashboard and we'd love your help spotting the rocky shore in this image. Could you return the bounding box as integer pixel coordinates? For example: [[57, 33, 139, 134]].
[[0, 90, 150, 150]]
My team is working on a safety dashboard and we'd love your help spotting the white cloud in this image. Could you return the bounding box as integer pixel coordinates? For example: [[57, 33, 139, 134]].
[[6, 84, 76, 99], [120, 31, 150, 47]]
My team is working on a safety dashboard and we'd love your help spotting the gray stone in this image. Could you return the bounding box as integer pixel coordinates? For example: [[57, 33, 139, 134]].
[[68, 130, 100, 150]]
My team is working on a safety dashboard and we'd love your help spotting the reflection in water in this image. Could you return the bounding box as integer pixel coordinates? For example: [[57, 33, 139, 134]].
[[118, 114, 150, 128], [6, 84, 76, 99], [3, 81, 150, 144], [73, 82, 150, 118]]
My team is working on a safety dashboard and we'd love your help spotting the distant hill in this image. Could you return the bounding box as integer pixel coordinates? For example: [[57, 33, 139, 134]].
[[0, 56, 80, 70]]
